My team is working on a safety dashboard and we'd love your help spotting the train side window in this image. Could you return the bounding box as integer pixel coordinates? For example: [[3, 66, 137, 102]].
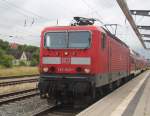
[[101, 33, 106, 49]]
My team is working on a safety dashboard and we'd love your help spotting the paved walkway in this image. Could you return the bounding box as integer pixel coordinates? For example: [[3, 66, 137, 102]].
[[77, 71, 150, 116], [132, 73, 150, 116]]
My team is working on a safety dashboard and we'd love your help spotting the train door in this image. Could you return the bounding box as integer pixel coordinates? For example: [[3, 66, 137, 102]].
[[127, 52, 130, 75], [100, 32, 108, 72], [108, 38, 113, 87], [108, 38, 112, 73]]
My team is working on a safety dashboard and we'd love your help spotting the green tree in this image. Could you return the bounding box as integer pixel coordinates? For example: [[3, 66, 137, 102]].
[[0, 39, 40, 68], [1, 55, 14, 68], [0, 48, 5, 58], [18, 44, 38, 53], [32, 49, 40, 62], [30, 59, 38, 66], [0, 48, 5, 66], [0, 40, 9, 52]]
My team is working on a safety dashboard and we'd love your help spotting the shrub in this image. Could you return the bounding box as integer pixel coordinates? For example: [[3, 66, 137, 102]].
[[1, 55, 14, 68], [19, 60, 26, 66], [0, 48, 5, 55], [30, 59, 38, 66]]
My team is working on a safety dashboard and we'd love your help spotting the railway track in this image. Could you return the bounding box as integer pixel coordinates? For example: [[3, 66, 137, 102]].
[[0, 88, 80, 116], [0, 76, 39, 87], [0, 89, 68, 116], [0, 72, 146, 116], [28, 104, 79, 116], [0, 88, 39, 105], [0, 74, 39, 79], [28, 105, 57, 116]]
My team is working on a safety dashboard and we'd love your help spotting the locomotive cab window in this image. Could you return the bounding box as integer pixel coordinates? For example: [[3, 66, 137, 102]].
[[68, 31, 91, 48], [101, 33, 106, 49], [44, 32, 67, 48], [44, 31, 91, 49]]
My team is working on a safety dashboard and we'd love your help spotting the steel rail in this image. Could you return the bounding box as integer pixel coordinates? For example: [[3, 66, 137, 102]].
[[0, 74, 39, 80], [0, 78, 38, 87], [31, 105, 57, 116], [0, 89, 39, 105]]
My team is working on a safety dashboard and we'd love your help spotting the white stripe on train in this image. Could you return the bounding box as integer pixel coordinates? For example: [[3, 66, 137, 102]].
[[42, 57, 91, 65]]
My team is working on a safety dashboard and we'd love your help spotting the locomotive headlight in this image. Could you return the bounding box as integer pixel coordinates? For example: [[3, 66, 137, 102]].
[[43, 67, 49, 72], [64, 52, 69, 56], [84, 68, 90, 73]]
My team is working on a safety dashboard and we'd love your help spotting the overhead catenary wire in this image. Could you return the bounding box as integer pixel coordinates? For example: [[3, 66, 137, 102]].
[[0, 0, 110, 40], [1, 0, 77, 23], [1, 0, 51, 21], [0, 0, 58, 26], [0, 0, 125, 44], [0, 0, 47, 38], [80, 0, 121, 35], [1, 0, 86, 24], [0, 1, 27, 18], [0, 0, 75, 36], [80, 0, 105, 25], [0, 0, 44, 26], [0, 1, 36, 28]]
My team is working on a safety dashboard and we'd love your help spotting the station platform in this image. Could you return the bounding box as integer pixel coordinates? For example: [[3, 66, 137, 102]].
[[77, 70, 150, 116]]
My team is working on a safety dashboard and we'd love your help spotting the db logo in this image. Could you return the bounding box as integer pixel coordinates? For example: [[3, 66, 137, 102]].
[[61, 57, 71, 64]]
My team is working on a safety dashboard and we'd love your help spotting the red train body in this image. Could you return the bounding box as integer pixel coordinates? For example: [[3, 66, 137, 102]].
[[130, 50, 147, 74], [38, 25, 147, 103]]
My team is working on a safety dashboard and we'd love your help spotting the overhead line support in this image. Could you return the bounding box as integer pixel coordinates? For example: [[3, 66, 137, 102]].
[[116, 0, 146, 49]]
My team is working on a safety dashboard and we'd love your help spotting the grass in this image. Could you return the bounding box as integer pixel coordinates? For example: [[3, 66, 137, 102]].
[[0, 66, 39, 77]]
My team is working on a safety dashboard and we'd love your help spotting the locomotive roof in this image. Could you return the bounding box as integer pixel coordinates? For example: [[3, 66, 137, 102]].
[[42, 25, 101, 31], [42, 25, 129, 48]]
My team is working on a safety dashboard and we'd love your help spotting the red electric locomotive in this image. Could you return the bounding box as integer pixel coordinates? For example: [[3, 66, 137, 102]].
[[38, 17, 146, 104]]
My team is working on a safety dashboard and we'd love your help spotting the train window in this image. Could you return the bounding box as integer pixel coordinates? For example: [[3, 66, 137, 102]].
[[68, 31, 90, 48], [44, 32, 67, 48], [44, 31, 90, 49], [101, 33, 106, 49]]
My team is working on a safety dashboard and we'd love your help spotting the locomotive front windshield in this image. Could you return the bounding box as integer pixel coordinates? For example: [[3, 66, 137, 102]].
[[44, 31, 90, 48]]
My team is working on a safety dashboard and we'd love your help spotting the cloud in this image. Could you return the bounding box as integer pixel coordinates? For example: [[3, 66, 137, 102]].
[[0, 0, 150, 58]]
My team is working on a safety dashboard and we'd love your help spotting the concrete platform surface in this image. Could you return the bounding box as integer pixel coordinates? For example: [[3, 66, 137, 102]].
[[76, 71, 150, 116], [132, 72, 150, 116]]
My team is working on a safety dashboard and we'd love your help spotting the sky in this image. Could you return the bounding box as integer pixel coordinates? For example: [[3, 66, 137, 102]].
[[0, 0, 150, 58]]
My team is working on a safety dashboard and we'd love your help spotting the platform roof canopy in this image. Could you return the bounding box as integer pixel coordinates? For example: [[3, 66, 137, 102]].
[[117, 0, 150, 50]]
